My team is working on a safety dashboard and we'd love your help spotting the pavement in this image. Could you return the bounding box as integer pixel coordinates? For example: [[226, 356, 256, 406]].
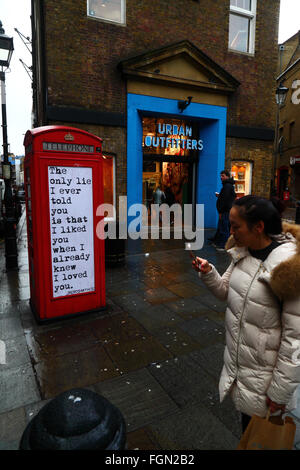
[[282, 206, 297, 224], [0, 209, 300, 450]]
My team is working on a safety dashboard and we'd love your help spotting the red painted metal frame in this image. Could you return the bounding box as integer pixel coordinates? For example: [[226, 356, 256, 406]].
[[23, 126, 105, 321]]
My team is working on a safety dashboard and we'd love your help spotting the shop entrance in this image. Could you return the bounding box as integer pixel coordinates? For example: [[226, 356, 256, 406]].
[[127, 93, 228, 230], [143, 161, 193, 208], [142, 116, 198, 225]]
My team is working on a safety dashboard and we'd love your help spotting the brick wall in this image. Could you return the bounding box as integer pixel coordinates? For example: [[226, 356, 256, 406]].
[[44, 0, 280, 129], [40, 0, 280, 201], [226, 137, 274, 198]]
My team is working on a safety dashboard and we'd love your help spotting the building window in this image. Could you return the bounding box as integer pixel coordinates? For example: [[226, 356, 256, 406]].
[[87, 0, 125, 25], [228, 0, 256, 54]]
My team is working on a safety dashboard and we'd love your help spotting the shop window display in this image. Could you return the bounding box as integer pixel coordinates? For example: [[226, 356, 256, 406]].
[[142, 117, 196, 212], [231, 161, 252, 197]]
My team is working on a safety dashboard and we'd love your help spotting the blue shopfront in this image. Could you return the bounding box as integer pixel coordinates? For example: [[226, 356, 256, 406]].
[[127, 93, 227, 229]]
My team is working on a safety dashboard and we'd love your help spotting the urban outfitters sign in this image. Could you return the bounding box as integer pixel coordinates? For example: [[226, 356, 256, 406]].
[[48, 166, 95, 298], [144, 123, 204, 152]]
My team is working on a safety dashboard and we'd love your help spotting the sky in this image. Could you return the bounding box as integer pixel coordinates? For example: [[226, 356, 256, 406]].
[[0, 0, 300, 156]]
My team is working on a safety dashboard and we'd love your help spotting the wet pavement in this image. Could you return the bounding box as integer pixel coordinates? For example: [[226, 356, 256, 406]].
[[0, 210, 300, 450]]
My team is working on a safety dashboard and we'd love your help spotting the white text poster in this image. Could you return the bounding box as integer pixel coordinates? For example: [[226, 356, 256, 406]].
[[48, 166, 95, 298]]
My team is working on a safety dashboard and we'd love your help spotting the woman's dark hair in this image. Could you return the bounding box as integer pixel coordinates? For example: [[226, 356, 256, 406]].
[[233, 195, 283, 235]]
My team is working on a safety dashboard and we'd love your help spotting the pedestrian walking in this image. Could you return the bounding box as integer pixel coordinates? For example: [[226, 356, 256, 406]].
[[152, 184, 166, 223], [152, 184, 166, 205], [208, 170, 236, 250], [192, 195, 300, 434]]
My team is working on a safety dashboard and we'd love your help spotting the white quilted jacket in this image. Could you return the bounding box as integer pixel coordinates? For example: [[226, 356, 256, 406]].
[[200, 223, 300, 417]]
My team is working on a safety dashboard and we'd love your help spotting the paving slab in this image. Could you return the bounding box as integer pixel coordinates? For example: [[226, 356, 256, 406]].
[[79, 312, 149, 343], [191, 292, 227, 313], [166, 298, 226, 326], [129, 304, 183, 332], [188, 343, 225, 382], [165, 281, 205, 299], [140, 274, 177, 289], [0, 407, 26, 450], [24, 323, 100, 363], [126, 427, 163, 450], [104, 334, 172, 374], [148, 355, 218, 409], [149, 325, 203, 356], [148, 402, 239, 450], [93, 368, 179, 433], [0, 335, 32, 369], [143, 286, 181, 305], [106, 279, 148, 297], [0, 316, 24, 340], [179, 316, 225, 348], [34, 344, 119, 400], [112, 292, 152, 313], [0, 363, 40, 414]]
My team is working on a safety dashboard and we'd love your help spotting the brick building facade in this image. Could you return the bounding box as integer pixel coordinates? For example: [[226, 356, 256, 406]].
[[276, 31, 300, 203], [31, 0, 280, 228]]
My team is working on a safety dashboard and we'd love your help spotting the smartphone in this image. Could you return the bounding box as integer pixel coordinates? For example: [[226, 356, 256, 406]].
[[189, 250, 200, 266]]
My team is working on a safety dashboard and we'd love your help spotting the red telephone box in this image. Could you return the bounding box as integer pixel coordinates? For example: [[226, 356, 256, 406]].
[[23, 126, 105, 322]]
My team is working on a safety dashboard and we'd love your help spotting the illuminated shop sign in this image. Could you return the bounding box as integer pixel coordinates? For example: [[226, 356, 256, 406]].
[[143, 121, 204, 153]]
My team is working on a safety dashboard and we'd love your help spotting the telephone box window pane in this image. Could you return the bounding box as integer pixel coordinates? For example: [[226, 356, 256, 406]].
[[230, 0, 251, 10], [88, 0, 125, 24], [229, 14, 250, 53]]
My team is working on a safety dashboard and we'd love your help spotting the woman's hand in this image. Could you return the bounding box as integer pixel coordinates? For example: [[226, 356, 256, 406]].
[[192, 257, 212, 274], [266, 396, 286, 414]]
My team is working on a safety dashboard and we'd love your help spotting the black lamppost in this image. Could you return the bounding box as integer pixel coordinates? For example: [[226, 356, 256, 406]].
[[275, 82, 289, 107], [0, 21, 17, 270], [272, 82, 289, 196]]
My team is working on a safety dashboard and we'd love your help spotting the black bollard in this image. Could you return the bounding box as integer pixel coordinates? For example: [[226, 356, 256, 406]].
[[296, 201, 300, 225], [19, 388, 126, 450]]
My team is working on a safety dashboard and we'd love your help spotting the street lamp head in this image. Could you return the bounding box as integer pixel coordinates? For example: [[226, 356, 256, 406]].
[[275, 82, 289, 106], [0, 21, 14, 68]]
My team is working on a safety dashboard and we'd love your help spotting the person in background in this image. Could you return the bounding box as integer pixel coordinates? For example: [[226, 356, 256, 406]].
[[153, 184, 166, 205], [208, 170, 236, 250], [152, 184, 166, 223], [192, 195, 300, 435], [164, 185, 176, 225]]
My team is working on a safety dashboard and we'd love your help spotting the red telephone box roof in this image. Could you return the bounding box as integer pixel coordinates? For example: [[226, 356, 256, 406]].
[[23, 125, 103, 147]]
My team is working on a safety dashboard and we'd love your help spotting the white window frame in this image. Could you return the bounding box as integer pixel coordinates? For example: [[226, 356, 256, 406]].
[[87, 0, 126, 26], [229, 0, 257, 55]]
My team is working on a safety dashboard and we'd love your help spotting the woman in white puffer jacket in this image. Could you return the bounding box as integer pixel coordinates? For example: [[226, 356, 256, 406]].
[[192, 196, 300, 433]]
